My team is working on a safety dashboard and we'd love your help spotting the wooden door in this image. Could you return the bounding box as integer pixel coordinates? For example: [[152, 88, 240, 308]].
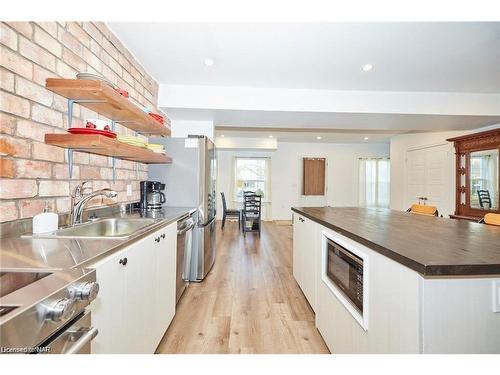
[[303, 158, 326, 195], [89, 249, 127, 354]]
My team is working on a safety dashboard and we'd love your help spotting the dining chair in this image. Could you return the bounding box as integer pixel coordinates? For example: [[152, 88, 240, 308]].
[[477, 190, 492, 209], [242, 192, 262, 237], [220, 192, 241, 230], [406, 204, 439, 217]]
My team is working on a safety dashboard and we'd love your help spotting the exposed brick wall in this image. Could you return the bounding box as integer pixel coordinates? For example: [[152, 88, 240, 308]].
[[0, 22, 163, 223]]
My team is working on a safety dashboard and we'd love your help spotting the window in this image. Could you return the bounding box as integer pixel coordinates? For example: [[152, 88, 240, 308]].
[[358, 158, 390, 208], [233, 157, 271, 201]]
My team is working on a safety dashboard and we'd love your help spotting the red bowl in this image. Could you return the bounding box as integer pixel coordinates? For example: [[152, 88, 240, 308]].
[[149, 112, 164, 124], [115, 88, 129, 98]]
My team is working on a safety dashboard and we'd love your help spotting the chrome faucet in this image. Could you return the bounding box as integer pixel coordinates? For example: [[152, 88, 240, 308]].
[[69, 181, 118, 226]]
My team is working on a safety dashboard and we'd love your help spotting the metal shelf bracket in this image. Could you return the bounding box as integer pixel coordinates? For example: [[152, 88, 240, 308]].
[[65, 99, 107, 179]]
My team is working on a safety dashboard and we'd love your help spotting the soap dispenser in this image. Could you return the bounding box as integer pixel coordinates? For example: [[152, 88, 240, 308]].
[[32, 201, 59, 234]]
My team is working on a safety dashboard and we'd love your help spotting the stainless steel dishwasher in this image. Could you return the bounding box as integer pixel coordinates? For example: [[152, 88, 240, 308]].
[[176, 213, 195, 304]]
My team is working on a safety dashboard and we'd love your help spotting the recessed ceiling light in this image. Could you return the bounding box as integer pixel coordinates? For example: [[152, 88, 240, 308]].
[[204, 58, 214, 66], [362, 64, 373, 72], [316, 136, 322, 140], [364, 137, 369, 140], [221, 134, 225, 137], [269, 135, 273, 138]]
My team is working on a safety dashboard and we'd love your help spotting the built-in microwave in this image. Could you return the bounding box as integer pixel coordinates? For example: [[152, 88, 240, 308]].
[[326, 237, 364, 313]]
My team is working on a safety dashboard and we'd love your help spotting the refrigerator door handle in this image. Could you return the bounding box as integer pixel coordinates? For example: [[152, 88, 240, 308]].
[[198, 216, 216, 228]]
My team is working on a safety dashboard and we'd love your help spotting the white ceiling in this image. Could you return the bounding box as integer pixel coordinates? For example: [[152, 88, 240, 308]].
[[109, 22, 500, 93]]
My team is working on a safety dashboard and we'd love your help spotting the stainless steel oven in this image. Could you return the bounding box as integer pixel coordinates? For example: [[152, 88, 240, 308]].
[[42, 311, 97, 354], [326, 238, 364, 313], [0, 268, 99, 354]]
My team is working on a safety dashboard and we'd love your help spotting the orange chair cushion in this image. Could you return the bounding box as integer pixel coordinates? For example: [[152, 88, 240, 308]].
[[484, 213, 500, 226], [409, 204, 437, 216]]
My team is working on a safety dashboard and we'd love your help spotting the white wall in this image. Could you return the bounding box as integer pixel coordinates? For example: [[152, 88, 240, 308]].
[[389, 124, 500, 214], [215, 136, 277, 150], [170, 119, 215, 141], [217, 141, 390, 221], [160, 84, 500, 117]]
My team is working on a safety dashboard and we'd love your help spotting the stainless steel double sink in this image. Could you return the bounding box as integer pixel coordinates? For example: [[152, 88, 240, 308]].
[[26, 218, 157, 240]]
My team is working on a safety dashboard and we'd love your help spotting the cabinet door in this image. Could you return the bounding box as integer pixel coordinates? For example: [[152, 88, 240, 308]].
[[88, 249, 127, 354], [303, 219, 318, 312], [154, 222, 177, 347], [125, 232, 158, 353], [293, 214, 318, 312], [293, 214, 304, 290]]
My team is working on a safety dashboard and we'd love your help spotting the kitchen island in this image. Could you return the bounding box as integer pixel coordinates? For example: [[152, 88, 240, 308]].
[[291, 206, 500, 354]]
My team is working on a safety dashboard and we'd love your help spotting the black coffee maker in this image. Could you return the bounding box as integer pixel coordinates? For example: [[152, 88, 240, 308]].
[[140, 181, 166, 210]]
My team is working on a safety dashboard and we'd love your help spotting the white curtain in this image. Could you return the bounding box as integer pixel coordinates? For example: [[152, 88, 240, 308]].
[[359, 158, 390, 208]]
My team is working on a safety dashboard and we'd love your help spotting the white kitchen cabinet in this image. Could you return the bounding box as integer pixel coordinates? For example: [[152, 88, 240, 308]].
[[89, 248, 127, 354], [292, 213, 319, 312], [89, 222, 177, 354], [125, 231, 158, 353], [153, 222, 177, 347]]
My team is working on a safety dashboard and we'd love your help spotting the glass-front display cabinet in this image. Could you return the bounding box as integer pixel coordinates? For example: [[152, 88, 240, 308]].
[[447, 128, 500, 220]]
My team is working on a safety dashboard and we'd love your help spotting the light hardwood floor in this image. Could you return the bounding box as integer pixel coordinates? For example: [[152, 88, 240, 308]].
[[156, 220, 330, 354]]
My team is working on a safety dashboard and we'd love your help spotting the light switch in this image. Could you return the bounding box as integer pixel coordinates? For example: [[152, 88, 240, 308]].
[[493, 280, 500, 313], [126, 184, 132, 197]]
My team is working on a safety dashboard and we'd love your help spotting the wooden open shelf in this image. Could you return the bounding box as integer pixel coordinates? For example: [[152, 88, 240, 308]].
[[45, 78, 170, 136], [45, 134, 172, 164]]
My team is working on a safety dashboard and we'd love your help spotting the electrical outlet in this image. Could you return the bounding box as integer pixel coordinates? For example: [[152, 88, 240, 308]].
[[493, 280, 500, 313], [126, 184, 132, 197]]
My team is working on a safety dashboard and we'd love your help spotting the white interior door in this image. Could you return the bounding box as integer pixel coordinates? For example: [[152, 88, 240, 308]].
[[406, 149, 426, 206], [406, 144, 453, 216]]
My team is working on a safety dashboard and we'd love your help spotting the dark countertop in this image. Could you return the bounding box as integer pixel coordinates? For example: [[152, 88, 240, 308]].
[[292, 206, 500, 277], [0, 206, 195, 271]]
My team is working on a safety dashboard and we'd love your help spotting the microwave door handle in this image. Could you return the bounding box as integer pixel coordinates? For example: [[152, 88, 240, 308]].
[[64, 326, 98, 354], [336, 247, 363, 267]]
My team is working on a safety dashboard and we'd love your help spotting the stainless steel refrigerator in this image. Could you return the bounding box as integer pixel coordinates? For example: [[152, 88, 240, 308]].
[[148, 135, 216, 281]]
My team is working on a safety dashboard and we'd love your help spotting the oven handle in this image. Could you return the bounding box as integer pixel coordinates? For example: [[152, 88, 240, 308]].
[[64, 326, 99, 354]]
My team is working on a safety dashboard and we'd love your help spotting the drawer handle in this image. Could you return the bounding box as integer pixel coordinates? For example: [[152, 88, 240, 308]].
[[119, 257, 128, 266], [161, 233, 165, 239], [155, 237, 160, 242]]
